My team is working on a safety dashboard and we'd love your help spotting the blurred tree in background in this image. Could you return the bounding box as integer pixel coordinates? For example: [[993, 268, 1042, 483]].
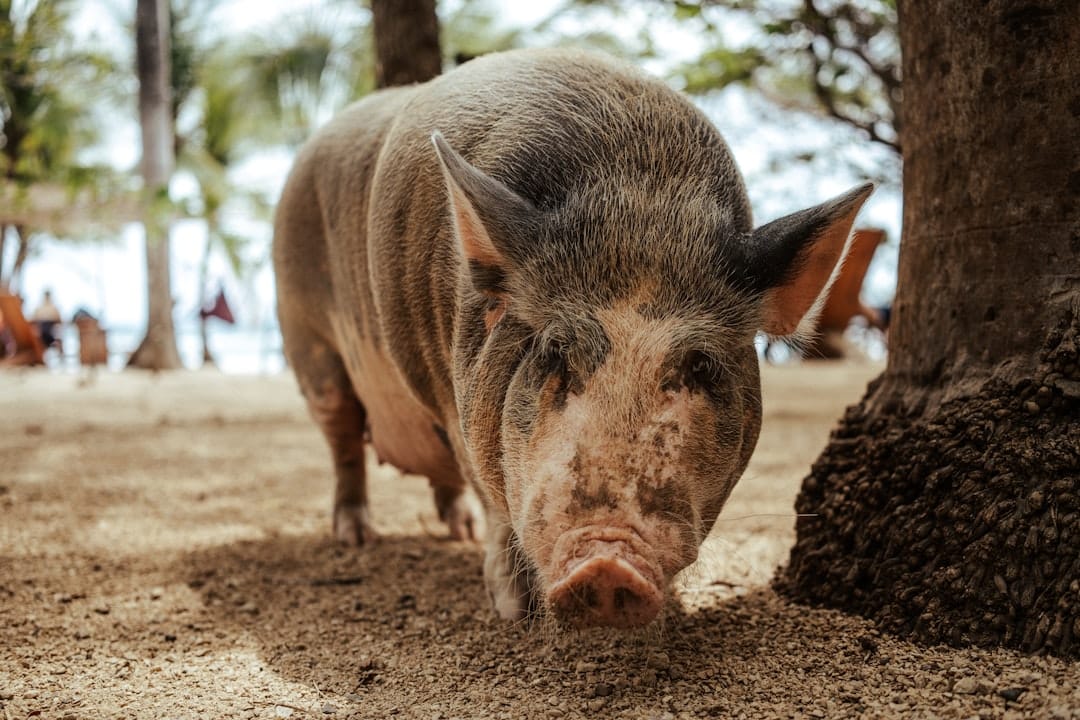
[[667, 0, 899, 151], [0, 0, 117, 291], [168, 0, 271, 366], [2, 0, 902, 368], [538, 0, 899, 189], [242, 4, 373, 149], [128, 0, 182, 369], [372, 0, 440, 88]]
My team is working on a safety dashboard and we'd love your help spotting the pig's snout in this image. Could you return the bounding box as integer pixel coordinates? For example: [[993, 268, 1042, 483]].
[[545, 536, 664, 628]]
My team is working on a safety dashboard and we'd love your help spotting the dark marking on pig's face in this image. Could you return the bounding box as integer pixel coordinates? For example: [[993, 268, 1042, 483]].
[[571, 476, 619, 512]]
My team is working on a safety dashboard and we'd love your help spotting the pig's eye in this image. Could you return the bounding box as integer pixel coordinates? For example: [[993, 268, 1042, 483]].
[[536, 343, 565, 375], [536, 344, 577, 406], [675, 351, 723, 393]]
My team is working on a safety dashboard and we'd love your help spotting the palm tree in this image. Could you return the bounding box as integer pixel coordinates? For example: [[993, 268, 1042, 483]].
[[128, 0, 256, 369], [243, 5, 374, 149], [0, 0, 117, 291], [127, 0, 182, 370], [177, 48, 267, 367]]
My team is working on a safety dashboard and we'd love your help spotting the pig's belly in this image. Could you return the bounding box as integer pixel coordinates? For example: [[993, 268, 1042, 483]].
[[333, 318, 459, 486]]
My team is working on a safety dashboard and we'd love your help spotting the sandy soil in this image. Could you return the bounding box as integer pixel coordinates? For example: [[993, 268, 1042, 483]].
[[1, 362, 1077, 719]]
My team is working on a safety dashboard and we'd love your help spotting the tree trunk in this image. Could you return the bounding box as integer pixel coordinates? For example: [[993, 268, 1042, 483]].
[[371, 0, 441, 89], [128, 0, 182, 370], [198, 314, 214, 367], [9, 225, 29, 294], [781, 0, 1080, 657]]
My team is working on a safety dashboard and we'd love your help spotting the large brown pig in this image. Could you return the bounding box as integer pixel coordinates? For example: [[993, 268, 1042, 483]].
[[274, 48, 872, 629]]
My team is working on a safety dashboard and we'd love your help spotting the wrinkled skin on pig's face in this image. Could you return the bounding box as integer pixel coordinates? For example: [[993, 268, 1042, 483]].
[[499, 304, 762, 628]]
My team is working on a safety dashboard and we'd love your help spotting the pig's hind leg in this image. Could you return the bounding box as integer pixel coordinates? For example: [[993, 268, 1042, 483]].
[[288, 336, 376, 546], [431, 482, 483, 542]]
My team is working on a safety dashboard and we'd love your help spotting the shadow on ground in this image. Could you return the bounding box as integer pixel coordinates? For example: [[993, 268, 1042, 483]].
[[165, 531, 883, 718]]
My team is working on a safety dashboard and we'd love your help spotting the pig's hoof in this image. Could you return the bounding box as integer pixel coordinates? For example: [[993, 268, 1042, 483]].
[[435, 488, 485, 542], [334, 504, 378, 546]]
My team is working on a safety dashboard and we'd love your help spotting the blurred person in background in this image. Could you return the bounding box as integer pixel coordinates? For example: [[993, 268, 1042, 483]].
[[31, 289, 64, 357]]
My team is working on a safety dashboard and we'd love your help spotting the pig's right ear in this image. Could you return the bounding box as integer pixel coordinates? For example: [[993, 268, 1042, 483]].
[[431, 131, 538, 294], [748, 183, 874, 338]]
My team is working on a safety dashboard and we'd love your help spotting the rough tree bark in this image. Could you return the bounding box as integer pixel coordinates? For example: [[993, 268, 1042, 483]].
[[128, 0, 182, 370], [781, 0, 1080, 657], [370, 0, 441, 89]]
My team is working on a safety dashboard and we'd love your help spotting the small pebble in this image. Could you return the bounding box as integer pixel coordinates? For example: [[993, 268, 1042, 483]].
[[1023, 400, 1040, 414], [593, 682, 613, 698], [953, 677, 979, 694], [274, 707, 294, 718], [322, 703, 337, 714], [647, 652, 670, 671], [575, 660, 597, 673], [150, 587, 164, 600], [93, 605, 110, 615], [999, 687, 1026, 702], [239, 602, 259, 615]]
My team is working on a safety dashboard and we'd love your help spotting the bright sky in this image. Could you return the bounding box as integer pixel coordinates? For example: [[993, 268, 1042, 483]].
[[10, 0, 900, 348]]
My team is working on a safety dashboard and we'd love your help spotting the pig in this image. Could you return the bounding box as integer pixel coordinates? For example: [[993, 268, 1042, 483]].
[[273, 48, 872, 629]]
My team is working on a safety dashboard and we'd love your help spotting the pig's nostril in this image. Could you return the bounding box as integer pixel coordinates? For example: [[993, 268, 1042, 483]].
[[612, 586, 637, 611], [582, 585, 599, 609]]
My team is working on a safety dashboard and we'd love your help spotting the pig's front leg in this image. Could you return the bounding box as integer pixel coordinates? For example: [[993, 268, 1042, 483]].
[[483, 519, 537, 621], [287, 337, 378, 547]]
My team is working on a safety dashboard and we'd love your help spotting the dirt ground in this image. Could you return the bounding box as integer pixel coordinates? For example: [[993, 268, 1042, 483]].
[[2, 362, 1077, 719]]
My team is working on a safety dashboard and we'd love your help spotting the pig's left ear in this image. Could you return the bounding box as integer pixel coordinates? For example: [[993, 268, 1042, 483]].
[[431, 131, 538, 294], [749, 183, 874, 337]]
